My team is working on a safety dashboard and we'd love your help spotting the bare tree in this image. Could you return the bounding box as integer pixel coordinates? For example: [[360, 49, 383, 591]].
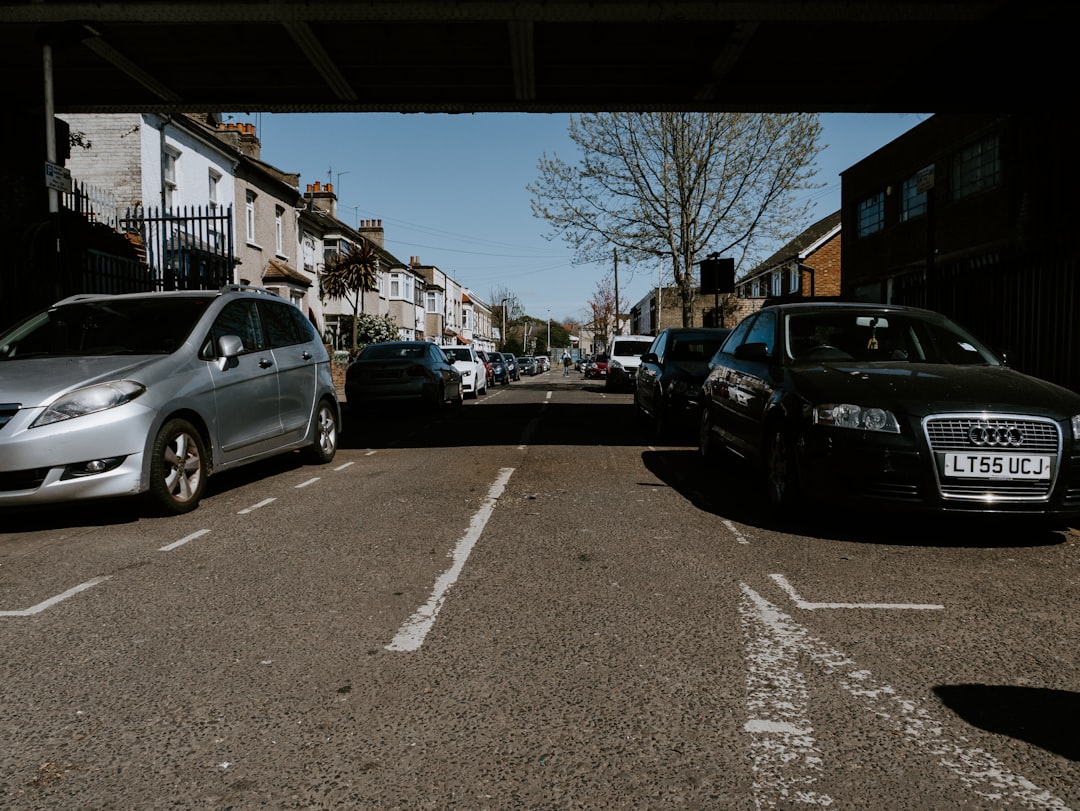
[[585, 275, 618, 351], [320, 239, 380, 355], [529, 112, 823, 326]]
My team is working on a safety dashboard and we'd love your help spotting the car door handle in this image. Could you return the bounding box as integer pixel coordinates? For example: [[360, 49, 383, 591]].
[[258, 358, 274, 369]]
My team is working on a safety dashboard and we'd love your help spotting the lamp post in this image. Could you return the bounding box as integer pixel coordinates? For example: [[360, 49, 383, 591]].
[[547, 309, 551, 358], [500, 298, 509, 350]]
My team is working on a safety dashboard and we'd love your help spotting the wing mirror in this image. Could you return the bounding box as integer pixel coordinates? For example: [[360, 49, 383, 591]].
[[734, 342, 770, 362]]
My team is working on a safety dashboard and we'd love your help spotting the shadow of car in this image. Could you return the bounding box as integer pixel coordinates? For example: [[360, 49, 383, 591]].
[[634, 327, 731, 438], [0, 285, 340, 515], [345, 341, 463, 413], [698, 301, 1080, 524]]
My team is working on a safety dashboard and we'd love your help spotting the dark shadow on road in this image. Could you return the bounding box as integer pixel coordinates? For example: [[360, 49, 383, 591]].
[[934, 684, 1079, 761]]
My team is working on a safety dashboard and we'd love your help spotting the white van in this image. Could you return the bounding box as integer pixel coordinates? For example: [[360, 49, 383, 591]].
[[606, 334, 655, 391]]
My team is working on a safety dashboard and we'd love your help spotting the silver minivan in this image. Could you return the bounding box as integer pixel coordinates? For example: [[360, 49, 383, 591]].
[[0, 285, 340, 514]]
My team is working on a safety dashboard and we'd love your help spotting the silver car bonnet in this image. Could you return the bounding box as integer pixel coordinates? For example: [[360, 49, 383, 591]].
[[0, 355, 164, 406]]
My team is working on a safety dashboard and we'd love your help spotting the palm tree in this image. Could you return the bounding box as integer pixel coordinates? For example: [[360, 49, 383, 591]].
[[320, 239, 380, 356]]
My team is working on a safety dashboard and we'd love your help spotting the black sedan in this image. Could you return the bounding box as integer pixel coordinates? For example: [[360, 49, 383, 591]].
[[345, 341, 463, 412], [698, 302, 1080, 522], [634, 327, 731, 438]]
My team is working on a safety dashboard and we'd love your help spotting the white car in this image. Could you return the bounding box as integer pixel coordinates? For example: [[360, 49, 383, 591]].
[[606, 334, 655, 391], [442, 345, 488, 398]]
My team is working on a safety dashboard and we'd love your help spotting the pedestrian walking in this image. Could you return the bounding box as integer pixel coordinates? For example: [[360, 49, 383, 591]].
[[562, 349, 572, 376]]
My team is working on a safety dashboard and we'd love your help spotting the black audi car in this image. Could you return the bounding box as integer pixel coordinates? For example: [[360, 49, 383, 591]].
[[698, 302, 1080, 522]]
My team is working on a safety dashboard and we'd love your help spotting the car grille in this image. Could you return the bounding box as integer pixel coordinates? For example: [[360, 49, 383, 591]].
[[924, 414, 1060, 501], [0, 403, 19, 433], [0, 468, 49, 492]]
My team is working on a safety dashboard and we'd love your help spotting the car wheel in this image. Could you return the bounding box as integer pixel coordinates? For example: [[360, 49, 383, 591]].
[[605, 376, 613, 391], [766, 425, 801, 511], [302, 398, 338, 464], [452, 384, 464, 408], [426, 382, 445, 411], [148, 418, 207, 514]]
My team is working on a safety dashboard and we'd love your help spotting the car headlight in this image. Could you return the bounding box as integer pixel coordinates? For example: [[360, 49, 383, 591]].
[[670, 378, 699, 397], [1072, 414, 1080, 440], [32, 380, 147, 428], [814, 403, 900, 433], [610, 360, 624, 370], [461, 369, 473, 379]]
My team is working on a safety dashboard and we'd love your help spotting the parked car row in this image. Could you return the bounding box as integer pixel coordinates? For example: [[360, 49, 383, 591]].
[[610, 302, 1080, 524]]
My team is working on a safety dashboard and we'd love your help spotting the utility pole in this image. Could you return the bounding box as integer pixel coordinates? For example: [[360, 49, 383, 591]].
[[613, 247, 619, 338]]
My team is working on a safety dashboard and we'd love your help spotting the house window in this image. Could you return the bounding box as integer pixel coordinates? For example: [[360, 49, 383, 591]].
[[162, 147, 180, 209], [208, 169, 221, 211], [274, 206, 284, 255], [950, 134, 1000, 200], [901, 167, 931, 221], [390, 273, 401, 298], [245, 191, 257, 244], [426, 291, 438, 312], [857, 192, 885, 237]]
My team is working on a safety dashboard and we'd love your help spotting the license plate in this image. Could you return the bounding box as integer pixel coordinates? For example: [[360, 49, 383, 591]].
[[943, 452, 1052, 480]]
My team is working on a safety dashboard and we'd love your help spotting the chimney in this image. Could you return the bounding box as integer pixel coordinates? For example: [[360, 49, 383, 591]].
[[359, 218, 384, 249], [304, 180, 337, 218], [216, 120, 261, 159]]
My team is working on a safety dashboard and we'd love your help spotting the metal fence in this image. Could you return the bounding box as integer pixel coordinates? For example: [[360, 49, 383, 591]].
[[119, 204, 235, 291]]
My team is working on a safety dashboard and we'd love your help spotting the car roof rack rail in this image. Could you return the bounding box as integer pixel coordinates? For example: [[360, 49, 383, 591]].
[[218, 284, 281, 298]]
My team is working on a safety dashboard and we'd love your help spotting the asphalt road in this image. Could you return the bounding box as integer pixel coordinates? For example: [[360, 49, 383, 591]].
[[1, 370, 1077, 810]]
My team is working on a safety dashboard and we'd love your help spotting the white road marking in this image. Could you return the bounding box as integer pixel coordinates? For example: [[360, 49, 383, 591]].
[[740, 584, 1069, 810], [238, 497, 276, 514], [724, 517, 750, 545], [334, 461, 356, 469], [386, 467, 515, 652], [771, 574, 944, 610], [0, 576, 111, 617], [159, 528, 210, 552], [295, 477, 320, 488]]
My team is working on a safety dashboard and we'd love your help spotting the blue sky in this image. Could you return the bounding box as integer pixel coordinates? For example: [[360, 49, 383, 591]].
[[246, 112, 929, 323]]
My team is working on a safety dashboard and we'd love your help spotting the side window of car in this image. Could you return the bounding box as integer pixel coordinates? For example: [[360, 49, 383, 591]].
[[721, 316, 755, 353], [261, 300, 302, 348], [745, 311, 776, 355], [651, 331, 668, 361], [209, 300, 265, 355]]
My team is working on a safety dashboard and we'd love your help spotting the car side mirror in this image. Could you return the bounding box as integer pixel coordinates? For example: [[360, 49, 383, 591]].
[[734, 342, 770, 362], [640, 352, 658, 364], [218, 334, 244, 358]]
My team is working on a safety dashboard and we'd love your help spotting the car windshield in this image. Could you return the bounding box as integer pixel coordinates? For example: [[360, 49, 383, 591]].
[[0, 296, 214, 359], [669, 336, 728, 362], [443, 348, 473, 362], [613, 340, 653, 356], [785, 311, 1000, 365]]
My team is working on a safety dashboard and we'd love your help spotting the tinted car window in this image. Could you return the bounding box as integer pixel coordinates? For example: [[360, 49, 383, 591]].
[[719, 315, 754, 354], [261, 300, 305, 348], [0, 297, 213, 359], [744, 310, 776, 354], [209, 300, 265, 355]]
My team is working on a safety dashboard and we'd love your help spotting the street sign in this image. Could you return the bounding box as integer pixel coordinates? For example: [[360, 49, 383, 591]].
[[45, 161, 72, 193]]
